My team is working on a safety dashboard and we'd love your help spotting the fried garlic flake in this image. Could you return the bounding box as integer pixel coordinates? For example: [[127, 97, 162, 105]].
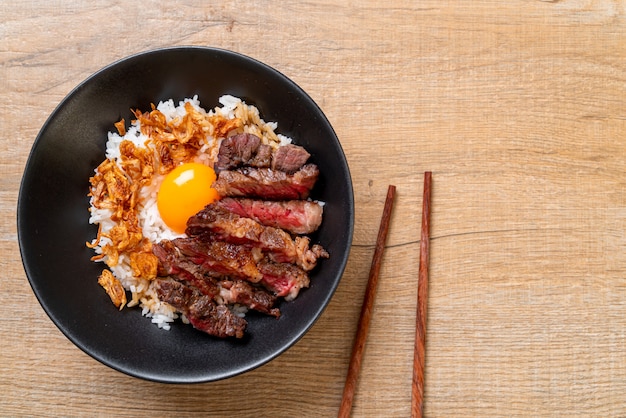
[[129, 251, 159, 280], [98, 269, 127, 310], [114, 118, 126, 136]]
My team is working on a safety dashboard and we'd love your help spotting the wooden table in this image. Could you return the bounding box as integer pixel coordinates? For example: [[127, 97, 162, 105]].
[[3, 1, 625, 416]]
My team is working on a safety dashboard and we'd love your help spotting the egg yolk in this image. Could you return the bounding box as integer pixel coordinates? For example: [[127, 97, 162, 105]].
[[157, 163, 219, 234]]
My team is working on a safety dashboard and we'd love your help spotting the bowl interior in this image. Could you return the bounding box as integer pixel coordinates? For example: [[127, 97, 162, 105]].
[[17, 47, 354, 383]]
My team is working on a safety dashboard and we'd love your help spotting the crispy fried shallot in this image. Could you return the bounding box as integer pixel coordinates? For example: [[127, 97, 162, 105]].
[[97, 269, 127, 310], [114, 118, 126, 136], [132, 102, 236, 174], [130, 251, 158, 280]]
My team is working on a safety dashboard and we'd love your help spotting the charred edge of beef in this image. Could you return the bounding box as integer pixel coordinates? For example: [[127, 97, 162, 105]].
[[186, 205, 328, 271], [212, 164, 319, 200], [154, 278, 247, 338], [215, 197, 323, 235]]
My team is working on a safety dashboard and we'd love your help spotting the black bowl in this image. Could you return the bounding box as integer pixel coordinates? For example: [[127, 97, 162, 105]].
[[17, 47, 354, 383]]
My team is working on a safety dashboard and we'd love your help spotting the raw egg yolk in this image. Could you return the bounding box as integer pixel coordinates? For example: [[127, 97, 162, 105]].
[[157, 163, 219, 234]]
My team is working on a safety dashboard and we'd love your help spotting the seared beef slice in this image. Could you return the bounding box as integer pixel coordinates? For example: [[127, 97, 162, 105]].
[[271, 144, 310, 173], [154, 278, 247, 338], [215, 133, 272, 172], [186, 205, 328, 271], [215, 197, 323, 235], [213, 164, 319, 200]]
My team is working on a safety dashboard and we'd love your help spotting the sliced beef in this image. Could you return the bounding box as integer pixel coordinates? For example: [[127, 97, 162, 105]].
[[215, 133, 311, 175], [153, 278, 247, 338], [215, 197, 323, 235], [212, 164, 319, 200], [154, 240, 281, 317], [151, 131, 326, 338], [170, 238, 264, 283], [152, 240, 220, 298], [157, 236, 311, 299], [215, 133, 272, 172], [186, 205, 329, 271], [271, 144, 311, 173], [220, 280, 280, 317]]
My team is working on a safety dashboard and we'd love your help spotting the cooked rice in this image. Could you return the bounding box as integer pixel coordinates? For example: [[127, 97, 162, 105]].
[[88, 95, 292, 330]]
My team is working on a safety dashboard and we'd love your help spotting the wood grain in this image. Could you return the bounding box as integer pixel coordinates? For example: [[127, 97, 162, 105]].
[[3, 0, 626, 416]]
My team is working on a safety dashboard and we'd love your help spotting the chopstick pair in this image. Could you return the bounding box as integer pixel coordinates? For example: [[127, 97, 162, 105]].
[[338, 172, 432, 418]]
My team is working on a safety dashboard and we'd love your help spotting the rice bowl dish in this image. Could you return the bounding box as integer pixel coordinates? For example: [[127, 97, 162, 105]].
[[18, 46, 353, 382], [88, 94, 329, 338]]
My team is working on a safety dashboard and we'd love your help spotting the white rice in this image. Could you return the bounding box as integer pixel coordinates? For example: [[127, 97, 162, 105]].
[[88, 95, 292, 330]]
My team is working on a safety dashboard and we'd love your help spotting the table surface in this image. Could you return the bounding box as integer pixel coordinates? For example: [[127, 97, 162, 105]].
[[3, 1, 626, 416]]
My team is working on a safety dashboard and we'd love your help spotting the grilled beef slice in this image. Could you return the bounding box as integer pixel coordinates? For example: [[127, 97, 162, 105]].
[[186, 205, 328, 271], [215, 133, 272, 172], [152, 240, 220, 298], [271, 144, 311, 173], [153, 240, 280, 316], [154, 278, 247, 338], [157, 237, 310, 298], [170, 238, 264, 283], [215, 133, 311, 175], [215, 197, 323, 235], [212, 164, 319, 200]]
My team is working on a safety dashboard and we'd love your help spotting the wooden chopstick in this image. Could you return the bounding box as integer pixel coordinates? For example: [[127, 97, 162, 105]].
[[338, 184, 396, 418], [412, 171, 432, 418]]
